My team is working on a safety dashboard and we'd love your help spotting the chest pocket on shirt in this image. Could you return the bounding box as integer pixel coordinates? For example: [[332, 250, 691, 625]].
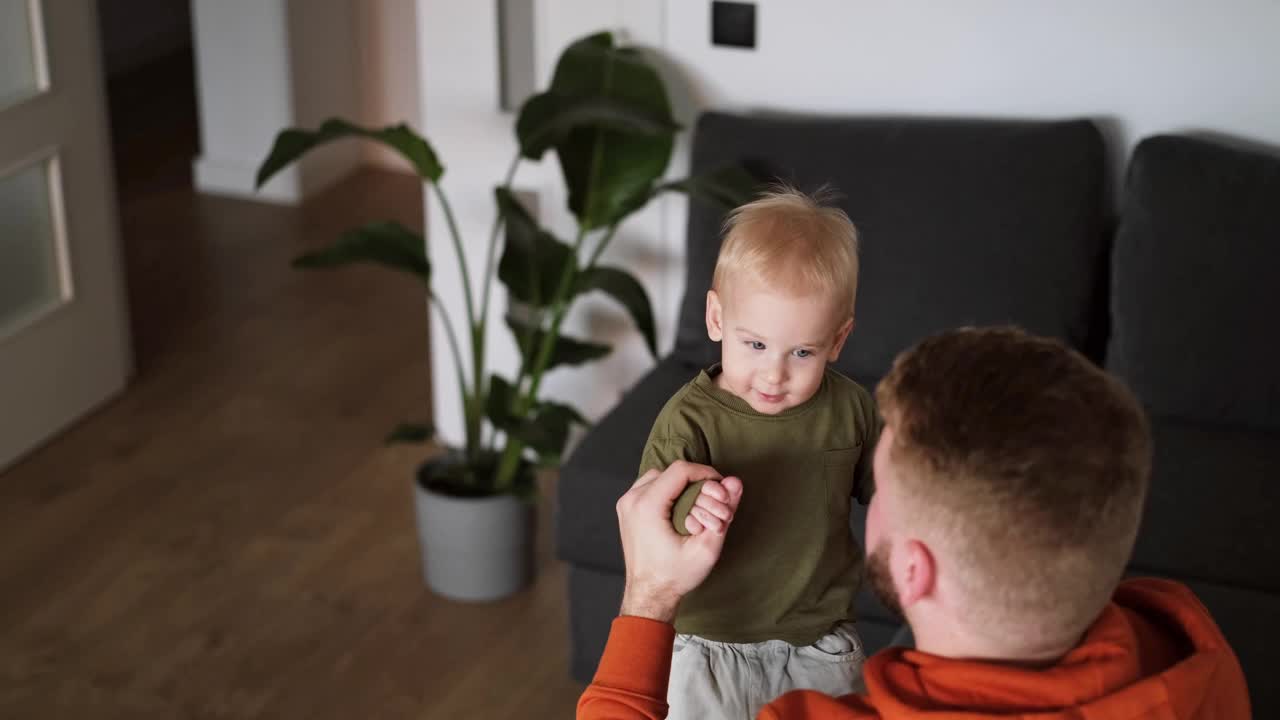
[[823, 446, 862, 527]]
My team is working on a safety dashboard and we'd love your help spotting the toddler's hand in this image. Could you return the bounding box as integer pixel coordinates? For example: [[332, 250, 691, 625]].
[[685, 480, 737, 535], [617, 462, 744, 621]]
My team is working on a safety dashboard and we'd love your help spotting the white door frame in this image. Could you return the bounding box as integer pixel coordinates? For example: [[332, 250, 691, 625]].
[[0, 0, 132, 471]]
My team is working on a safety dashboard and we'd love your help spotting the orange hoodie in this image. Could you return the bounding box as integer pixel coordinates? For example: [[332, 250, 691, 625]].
[[578, 578, 1250, 719]]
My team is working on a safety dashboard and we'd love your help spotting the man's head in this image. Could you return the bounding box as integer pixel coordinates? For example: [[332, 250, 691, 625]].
[[706, 186, 859, 414], [864, 327, 1152, 659]]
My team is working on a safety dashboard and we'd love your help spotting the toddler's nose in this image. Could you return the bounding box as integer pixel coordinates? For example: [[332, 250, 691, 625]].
[[764, 361, 786, 385]]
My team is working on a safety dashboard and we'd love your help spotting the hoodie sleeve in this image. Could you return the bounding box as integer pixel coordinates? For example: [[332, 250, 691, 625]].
[[576, 617, 677, 720]]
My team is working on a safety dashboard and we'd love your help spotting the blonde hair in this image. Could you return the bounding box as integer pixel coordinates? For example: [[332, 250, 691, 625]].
[[712, 185, 860, 321], [876, 327, 1151, 652]]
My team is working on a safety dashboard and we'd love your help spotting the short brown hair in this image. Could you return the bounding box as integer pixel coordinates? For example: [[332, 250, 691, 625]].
[[876, 327, 1151, 646], [713, 185, 859, 320]]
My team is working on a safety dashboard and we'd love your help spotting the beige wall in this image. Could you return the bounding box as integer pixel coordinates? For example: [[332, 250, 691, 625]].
[[356, 0, 422, 172]]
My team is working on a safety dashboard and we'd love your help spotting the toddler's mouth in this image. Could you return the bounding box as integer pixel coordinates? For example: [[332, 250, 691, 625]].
[[756, 390, 785, 404]]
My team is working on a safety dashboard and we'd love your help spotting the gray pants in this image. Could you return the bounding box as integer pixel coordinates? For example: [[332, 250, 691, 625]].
[[666, 622, 866, 720]]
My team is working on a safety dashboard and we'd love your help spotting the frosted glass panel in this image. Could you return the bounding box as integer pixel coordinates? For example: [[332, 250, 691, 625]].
[[0, 159, 65, 333], [0, 0, 45, 109]]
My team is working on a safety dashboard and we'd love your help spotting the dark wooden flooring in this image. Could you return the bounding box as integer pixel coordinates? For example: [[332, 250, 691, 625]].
[[0, 50, 582, 720]]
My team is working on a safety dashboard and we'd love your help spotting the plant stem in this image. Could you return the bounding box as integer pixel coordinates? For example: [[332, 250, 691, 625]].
[[493, 224, 591, 489], [517, 224, 590, 398], [431, 184, 477, 329], [507, 221, 620, 398], [430, 184, 481, 457], [519, 224, 619, 402], [429, 291, 475, 453], [493, 48, 622, 489], [583, 223, 620, 273], [479, 153, 522, 326], [474, 153, 522, 457]]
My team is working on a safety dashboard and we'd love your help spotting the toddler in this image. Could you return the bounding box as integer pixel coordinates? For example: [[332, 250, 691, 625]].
[[638, 186, 881, 720]]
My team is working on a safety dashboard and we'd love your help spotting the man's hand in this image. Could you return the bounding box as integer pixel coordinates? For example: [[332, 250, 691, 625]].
[[616, 461, 744, 623]]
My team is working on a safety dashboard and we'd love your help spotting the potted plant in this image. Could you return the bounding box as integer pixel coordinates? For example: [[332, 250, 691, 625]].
[[255, 31, 754, 601]]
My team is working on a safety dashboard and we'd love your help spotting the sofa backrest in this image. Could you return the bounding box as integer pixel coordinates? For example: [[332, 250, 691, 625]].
[[1107, 135, 1280, 432], [678, 112, 1110, 383]]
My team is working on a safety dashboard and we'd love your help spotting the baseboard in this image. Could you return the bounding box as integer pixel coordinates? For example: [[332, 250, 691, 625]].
[[194, 155, 300, 204], [195, 143, 364, 206]]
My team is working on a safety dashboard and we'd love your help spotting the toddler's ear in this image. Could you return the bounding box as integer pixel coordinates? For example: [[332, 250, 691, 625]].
[[706, 290, 725, 342], [828, 317, 855, 360]]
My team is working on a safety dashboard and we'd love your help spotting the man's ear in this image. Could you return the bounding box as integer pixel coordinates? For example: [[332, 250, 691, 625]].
[[828, 316, 855, 361], [896, 538, 936, 609], [706, 290, 724, 342]]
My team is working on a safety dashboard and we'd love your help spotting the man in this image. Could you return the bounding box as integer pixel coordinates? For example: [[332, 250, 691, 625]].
[[579, 327, 1250, 719]]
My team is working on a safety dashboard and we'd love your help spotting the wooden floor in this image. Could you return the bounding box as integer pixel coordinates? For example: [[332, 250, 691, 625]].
[[0, 63, 584, 717]]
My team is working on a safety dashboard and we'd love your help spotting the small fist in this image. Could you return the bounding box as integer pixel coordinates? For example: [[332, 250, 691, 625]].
[[684, 479, 738, 535]]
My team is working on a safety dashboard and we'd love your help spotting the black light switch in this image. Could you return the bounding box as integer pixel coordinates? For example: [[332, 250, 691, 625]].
[[712, 1, 756, 49]]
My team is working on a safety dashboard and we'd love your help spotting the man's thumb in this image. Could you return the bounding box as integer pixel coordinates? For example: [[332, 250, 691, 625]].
[[654, 461, 719, 498]]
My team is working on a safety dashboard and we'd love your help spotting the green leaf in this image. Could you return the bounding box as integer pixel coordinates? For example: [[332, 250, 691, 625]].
[[517, 94, 679, 161], [542, 400, 588, 427], [505, 314, 611, 371], [657, 164, 760, 209], [509, 400, 589, 464], [485, 374, 518, 430], [575, 266, 657, 357], [601, 163, 760, 229], [385, 422, 433, 445], [257, 118, 443, 188], [517, 32, 677, 230], [495, 188, 575, 307], [293, 221, 429, 284]]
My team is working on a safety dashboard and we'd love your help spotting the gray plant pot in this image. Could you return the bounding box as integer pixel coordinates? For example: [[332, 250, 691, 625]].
[[413, 458, 536, 602]]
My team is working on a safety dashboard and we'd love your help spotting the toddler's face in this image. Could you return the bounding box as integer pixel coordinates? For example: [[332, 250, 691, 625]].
[[706, 278, 852, 415]]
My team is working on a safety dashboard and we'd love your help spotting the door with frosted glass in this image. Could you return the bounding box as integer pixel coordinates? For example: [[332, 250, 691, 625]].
[[0, 0, 131, 470]]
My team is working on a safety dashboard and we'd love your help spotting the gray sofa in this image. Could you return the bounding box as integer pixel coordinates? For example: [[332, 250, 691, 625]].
[[557, 112, 1280, 714]]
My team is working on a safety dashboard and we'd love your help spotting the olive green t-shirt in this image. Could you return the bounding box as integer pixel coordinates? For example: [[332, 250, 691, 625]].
[[638, 364, 881, 646]]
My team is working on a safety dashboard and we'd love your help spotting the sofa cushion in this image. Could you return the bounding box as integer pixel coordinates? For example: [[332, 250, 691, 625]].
[[1108, 135, 1280, 432], [677, 112, 1110, 378], [1128, 417, 1279, 593], [557, 355, 700, 573]]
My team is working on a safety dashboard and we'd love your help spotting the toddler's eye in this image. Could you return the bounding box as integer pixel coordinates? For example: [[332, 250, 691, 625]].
[[795, 349, 813, 358], [747, 340, 766, 351]]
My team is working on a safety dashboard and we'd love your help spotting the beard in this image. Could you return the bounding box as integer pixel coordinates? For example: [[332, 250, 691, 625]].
[[867, 540, 905, 621]]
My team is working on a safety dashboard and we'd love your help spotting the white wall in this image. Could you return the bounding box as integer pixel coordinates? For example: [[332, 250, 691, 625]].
[[420, 0, 1280, 445], [192, 0, 299, 201], [663, 0, 1279, 135], [658, 0, 1280, 243], [192, 0, 370, 203]]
